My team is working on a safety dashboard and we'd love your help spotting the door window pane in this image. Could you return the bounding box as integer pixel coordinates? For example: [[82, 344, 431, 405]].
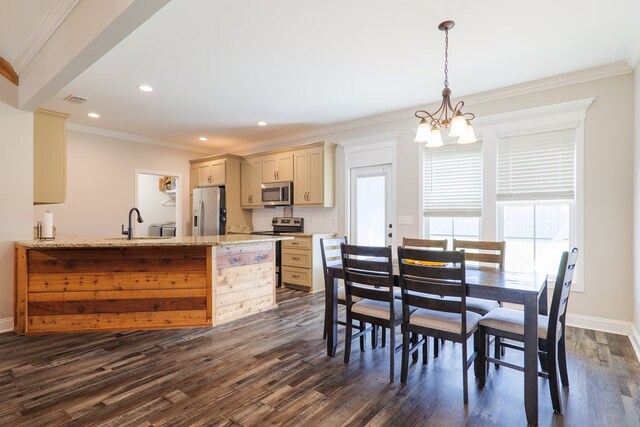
[[355, 175, 386, 246]]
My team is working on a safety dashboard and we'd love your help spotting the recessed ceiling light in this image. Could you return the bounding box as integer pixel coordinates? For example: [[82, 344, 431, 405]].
[[87, 112, 100, 118], [257, 121, 267, 126], [199, 137, 207, 141], [138, 84, 153, 92]]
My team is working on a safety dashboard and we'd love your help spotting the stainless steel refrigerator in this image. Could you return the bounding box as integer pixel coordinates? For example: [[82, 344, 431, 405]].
[[192, 187, 226, 236]]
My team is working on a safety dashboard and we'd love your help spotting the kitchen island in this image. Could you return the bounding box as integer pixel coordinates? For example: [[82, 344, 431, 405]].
[[14, 234, 290, 335]]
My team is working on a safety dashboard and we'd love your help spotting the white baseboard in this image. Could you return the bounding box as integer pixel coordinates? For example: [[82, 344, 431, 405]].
[[630, 324, 640, 364], [566, 313, 632, 335], [0, 317, 13, 333], [566, 313, 640, 363]]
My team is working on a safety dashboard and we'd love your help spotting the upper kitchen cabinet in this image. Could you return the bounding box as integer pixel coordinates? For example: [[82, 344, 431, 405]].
[[190, 154, 251, 230], [262, 152, 293, 183], [196, 159, 226, 187], [293, 142, 336, 207], [34, 109, 69, 204], [241, 157, 263, 208]]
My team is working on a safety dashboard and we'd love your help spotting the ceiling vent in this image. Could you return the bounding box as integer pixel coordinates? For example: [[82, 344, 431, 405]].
[[63, 95, 89, 104]]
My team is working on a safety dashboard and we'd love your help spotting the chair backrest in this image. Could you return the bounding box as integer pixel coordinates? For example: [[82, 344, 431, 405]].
[[341, 244, 394, 305], [402, 237, 448, 250], [397, 246, 468, 332], [547, 248, 579, 344], [320, 236, 347, 277], [453, 239, 505, 269]]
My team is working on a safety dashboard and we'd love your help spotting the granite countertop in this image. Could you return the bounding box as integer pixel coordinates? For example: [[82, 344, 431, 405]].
[[251, 231, 337, 238], [15, 234, 292, 249]]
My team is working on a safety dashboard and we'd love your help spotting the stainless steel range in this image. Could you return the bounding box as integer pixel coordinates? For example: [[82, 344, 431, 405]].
[[251, 217, 304, 287]]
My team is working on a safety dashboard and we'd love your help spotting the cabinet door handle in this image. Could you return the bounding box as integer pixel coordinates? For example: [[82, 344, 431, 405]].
[[291, 242, 299, 246], [291, 274, 300, 279], [291, 256, 300, 260]]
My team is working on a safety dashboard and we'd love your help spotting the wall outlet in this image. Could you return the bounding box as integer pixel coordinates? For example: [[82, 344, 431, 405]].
[[398, 215, 413, 225]]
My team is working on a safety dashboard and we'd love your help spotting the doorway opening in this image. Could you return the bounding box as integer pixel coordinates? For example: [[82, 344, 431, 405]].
[[135, 171, 181, 237]]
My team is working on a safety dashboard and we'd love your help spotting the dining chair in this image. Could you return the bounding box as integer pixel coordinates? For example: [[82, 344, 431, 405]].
[[402, 237, 449, 356], [341, 243, 406, 381], [402, 237, 448, 250], [478, 248, 579, 413], [320, 237, 369, 351], [397, 247, 480, 404], [453, 239, 505, 358]]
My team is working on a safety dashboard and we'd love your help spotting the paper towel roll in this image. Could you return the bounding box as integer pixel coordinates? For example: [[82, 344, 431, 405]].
[[43, 211, 53, 238]]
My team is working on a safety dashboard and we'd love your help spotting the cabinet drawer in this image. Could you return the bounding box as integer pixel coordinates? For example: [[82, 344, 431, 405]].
[[282, 249, 312, 268], [282, 237, 311, 250], [282, 266, 311, 287]]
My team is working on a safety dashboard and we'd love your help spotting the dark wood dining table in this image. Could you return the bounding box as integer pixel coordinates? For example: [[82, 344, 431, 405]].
[[325, 264, 548, 426]]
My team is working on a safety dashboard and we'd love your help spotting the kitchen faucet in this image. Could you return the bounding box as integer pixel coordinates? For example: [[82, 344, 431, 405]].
[[121, 207, 144, 240]]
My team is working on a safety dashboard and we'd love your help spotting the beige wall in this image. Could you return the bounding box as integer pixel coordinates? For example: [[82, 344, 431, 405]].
[[33, 131, 203, 239], [0, 104, 33, 322]]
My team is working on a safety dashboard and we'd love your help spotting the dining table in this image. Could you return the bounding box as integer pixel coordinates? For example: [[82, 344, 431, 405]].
[[324, 263, 548, 426]]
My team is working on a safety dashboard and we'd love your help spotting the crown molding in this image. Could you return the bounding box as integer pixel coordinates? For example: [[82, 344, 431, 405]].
[[66, 122, 214, 154], [12, 0, 80, 74], [247, 62, 632, 151]]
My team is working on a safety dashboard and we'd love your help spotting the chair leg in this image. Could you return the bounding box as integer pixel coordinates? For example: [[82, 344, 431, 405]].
[[389, 325, 395, 382], [478, 328, 487, 386], [322, 307, 328, 340], [371, 325, 377, 349], [422, 334, 429, 365], [433, 336, 439, 357], [558, 336, 569, 387], [359, 321, 366, 352], [401, 329, 410, 383], [548, 343, 563, 413], [411, 333, 419, 363], [494, 337, 502, 360], [344, 315, 353, 364], [462, 337, 469, 404], [382, 326, 386, 348]]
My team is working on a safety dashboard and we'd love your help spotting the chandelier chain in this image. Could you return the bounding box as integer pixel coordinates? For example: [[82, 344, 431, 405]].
[[444, 28, 449, 88]]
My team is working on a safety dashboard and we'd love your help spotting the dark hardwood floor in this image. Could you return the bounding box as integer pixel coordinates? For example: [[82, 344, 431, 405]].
[[1, 288, 639, 426]]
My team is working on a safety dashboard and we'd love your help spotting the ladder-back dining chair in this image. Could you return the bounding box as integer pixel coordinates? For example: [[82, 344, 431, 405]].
[[478, 248, 579, 413], [397, 246, 480, 404], [341, 244, 405, 381]]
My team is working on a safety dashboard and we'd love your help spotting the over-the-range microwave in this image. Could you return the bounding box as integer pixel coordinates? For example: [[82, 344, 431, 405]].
[[261, 182, 293, 206]]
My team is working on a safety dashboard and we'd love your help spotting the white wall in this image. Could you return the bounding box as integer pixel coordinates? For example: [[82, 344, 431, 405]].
[[634, 64, 640, 336], [0, 103, 33, 325], [33, 130, 202, 238], [135, 173, 177, 237]]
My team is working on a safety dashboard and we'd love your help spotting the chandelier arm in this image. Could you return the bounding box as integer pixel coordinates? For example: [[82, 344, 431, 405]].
[[452, 100, 465, 115], [462, 112, 476, 121]]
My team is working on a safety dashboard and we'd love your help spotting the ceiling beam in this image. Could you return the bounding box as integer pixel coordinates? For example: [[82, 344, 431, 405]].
[[0, 56, 18, 86], [18, 0, 170, 111]]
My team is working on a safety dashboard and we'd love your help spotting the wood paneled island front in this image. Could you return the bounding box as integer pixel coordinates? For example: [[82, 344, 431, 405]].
[[14, 235, 290, 335]]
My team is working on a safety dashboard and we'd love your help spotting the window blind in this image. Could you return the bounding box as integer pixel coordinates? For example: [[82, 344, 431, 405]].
[[497, 128, 575, 201], [423, 142, 482, 217]]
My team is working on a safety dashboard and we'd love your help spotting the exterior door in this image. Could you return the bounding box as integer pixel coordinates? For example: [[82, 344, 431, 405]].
[[349, 164, 392, 246]]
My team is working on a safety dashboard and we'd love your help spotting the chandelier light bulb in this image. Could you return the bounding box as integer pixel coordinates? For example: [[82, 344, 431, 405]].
[[415, 118, 431, 142], [426, 127, 443, 147], [458, 122, 477, 144], [449, 113, 468, 137]]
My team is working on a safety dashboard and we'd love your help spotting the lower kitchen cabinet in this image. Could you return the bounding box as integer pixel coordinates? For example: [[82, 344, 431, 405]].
[[281, 234, 334, 293]]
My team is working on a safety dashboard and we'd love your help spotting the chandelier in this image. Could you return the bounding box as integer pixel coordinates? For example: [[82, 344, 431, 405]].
[[414, 20, 476, 147]]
